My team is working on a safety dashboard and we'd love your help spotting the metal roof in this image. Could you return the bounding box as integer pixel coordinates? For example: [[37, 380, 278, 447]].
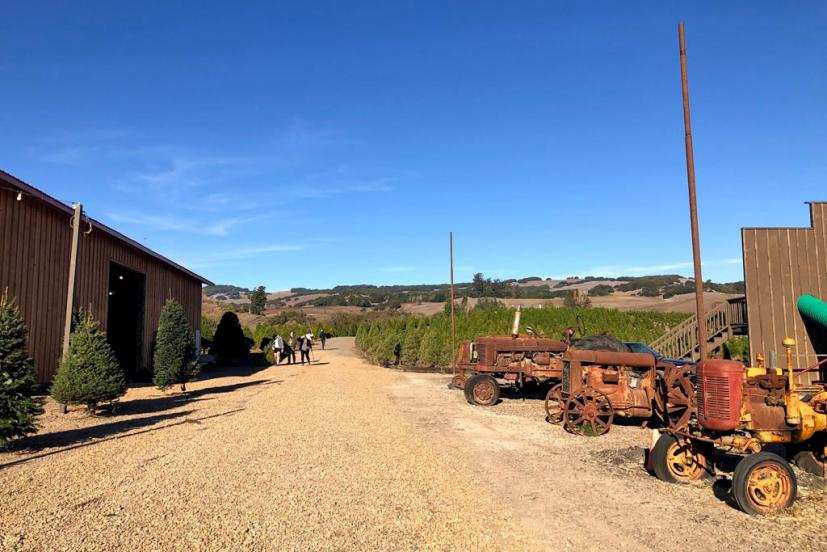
[[0, 169, 214, 285]]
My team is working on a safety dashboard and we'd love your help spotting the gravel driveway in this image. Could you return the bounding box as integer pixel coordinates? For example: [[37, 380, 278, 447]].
[[1, 337, 825, 551]]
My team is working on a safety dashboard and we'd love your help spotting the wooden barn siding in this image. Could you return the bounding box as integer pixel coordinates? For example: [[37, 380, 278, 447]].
[[0, 191, 71, 383], [742, 202, 827, 382], [1, 193, 203, 384]]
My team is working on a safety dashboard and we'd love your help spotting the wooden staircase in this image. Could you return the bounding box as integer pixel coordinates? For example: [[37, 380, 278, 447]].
[[649, 297, 748, 362]]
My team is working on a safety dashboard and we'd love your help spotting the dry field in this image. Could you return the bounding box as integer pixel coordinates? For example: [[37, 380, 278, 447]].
[[2, 338, 824, 551]]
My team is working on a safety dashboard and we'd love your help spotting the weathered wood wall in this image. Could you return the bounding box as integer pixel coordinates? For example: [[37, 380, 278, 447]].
[[742, 202, 827, 378], [1, 181, 204, 384]]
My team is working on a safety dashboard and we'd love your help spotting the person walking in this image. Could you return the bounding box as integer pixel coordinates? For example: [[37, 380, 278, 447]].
[[320, 331, 327, 350], [287, 331, 297, 364], [272, 334, 284, 365], [305, 333, 314, 362], [300, 334, 311, 365]]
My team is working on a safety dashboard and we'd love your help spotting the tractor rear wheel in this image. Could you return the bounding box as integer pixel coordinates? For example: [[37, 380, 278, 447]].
[[650, 434, 711, 483], [732, 452, 797, 515], [793, 448, 827, 477], [464, 374, 500, 406]]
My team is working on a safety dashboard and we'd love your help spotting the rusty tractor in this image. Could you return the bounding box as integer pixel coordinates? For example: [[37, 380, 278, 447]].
[[455, 307, 568, 406], [649, 337, 827, 515], [544, 348, 695, 437]]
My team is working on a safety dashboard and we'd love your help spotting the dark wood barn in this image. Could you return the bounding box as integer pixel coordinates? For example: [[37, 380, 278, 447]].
[[742, 201, 827, 379], [0, 169, 212, 384]]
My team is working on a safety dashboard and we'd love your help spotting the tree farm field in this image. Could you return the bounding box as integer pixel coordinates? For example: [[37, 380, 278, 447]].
[[2, 338, 825, 552]]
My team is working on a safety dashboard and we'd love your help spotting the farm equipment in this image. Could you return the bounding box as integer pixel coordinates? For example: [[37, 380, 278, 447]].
[[545, 348, 695, 436], [649, 335, 827, 515], [456, 308, 569, 406]]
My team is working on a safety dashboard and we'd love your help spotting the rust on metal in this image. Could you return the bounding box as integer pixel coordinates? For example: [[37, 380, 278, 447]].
[[678, 22, 708, 361]]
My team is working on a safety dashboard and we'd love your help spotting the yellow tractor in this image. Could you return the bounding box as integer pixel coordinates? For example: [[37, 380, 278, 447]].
[[650, 335, 827, 515]]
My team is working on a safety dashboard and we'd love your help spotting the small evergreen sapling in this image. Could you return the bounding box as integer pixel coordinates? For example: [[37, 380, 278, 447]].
[[51, 312, 126, 411], [153, 299, 199, 392], [0, 292, 43, 447]]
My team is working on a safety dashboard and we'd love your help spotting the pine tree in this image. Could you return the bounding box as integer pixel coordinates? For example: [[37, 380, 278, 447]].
[[153, 299, 198, 392], [211, 311, 249, 361], [249, 286, 267, 315], [0, 292, 43, 447], [51, 312, 126, 411]]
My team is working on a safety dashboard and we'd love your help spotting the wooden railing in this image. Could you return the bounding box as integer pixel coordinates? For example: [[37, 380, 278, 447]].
[[649, 297, 747, 361]]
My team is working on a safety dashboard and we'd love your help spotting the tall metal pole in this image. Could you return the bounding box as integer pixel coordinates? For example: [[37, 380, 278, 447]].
[[62, 203, 82, 359], [679, 23, 708, 360], [449, 232, 456, 374]]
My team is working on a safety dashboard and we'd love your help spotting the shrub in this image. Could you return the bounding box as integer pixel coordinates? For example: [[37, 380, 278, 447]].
[[588, 284, 615, 297], [153, 299, 199, 392], [200, 315, 217, 341], [0, 292, 43, 447], [563, 291, 592, 308], [474, 297, 505, 311], [640, 284, 661, 297], [51, 312, 126, 410], [210, 312, 250, 361]]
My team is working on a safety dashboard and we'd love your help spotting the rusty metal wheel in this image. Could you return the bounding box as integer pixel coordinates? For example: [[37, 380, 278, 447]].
[[657, 364, 696, 430], [793, 449, 827, 477], [464, 374, 500, 406], [544, 383, 565, 424], [732, 452, 797, 515], [563, 387, 613, 436], [651, 434, 711, 483], [449, 373, 467, 390]]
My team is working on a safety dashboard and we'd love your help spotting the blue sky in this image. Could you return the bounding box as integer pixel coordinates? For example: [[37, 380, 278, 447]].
[[2, 2, 824, 290]]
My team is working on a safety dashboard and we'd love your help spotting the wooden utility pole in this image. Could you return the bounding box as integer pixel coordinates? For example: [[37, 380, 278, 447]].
[[449, 232, 456, 374], [62, 203, 82, 359], [678, 23, 708, 360]]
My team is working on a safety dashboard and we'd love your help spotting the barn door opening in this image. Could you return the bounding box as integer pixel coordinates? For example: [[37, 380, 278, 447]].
[[107, 263, 146, 381]]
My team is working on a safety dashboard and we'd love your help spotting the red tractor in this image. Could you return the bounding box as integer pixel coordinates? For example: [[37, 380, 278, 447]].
[[454, 308, 568, 406]]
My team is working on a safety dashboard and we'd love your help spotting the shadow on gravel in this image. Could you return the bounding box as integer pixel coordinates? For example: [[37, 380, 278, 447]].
[[112, 380, 278, 417], [189, 379, 281, 398], [1, 408, 244, 470]]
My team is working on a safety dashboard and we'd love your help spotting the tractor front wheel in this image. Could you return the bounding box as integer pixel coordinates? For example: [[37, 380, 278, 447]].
[[449, 373, 467, 390], [732, 452, 797, 515], [650, 434, 711, 484], [544, 384, 564, 424], [464, 374, 500, 406]]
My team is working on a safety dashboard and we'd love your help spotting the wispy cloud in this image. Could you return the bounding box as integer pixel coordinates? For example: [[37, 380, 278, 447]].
[[293, 176, 397, 199], [106, 212, 262, 237], [176, 244, 302, 269], [578, 258, 743, 278]]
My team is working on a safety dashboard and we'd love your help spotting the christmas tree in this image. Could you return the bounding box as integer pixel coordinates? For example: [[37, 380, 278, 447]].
[[51, 311, 126, 410], [0, 292, 43, 447], [153, 299, 198, 392]]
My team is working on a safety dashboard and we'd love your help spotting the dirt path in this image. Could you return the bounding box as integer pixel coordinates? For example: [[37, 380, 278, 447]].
[[1, 338, 825, 551]]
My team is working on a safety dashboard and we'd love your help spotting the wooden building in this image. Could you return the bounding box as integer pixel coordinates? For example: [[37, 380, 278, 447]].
[[0, 169, 212, 384], [742, 202, 827, 378]]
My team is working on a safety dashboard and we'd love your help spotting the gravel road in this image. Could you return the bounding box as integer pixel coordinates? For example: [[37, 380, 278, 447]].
[[1, 337, 825, 551]]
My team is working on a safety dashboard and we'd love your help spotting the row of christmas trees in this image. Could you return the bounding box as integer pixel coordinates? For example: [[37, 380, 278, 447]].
[[0, 292, 199, 448]]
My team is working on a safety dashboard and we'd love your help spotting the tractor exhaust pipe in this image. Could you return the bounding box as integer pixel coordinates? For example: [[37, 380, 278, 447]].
[[512, 306, 521, 338]]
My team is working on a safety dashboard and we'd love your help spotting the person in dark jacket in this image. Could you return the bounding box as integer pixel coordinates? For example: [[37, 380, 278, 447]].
[[300, 334, 312, 365]]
